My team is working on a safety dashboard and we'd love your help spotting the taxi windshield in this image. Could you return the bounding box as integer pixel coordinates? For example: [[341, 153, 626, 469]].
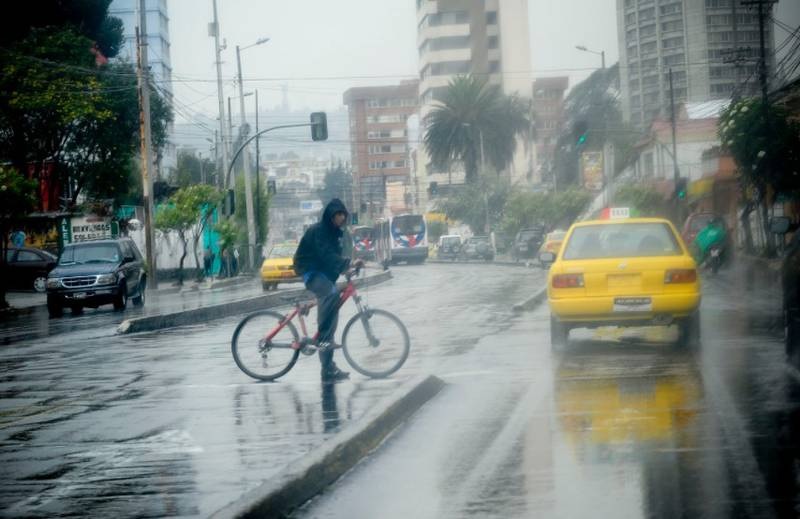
[[562, 223, 681, 260]]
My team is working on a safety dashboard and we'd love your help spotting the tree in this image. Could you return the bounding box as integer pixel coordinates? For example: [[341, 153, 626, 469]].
[[174, 150, 216, 187], [501, 188, 591, 236], [436, 178, 512, 234], [424, 75, 532, 183], [0, 167, 38, 308], [552, 64, 638, 188], [614, 184, 669, 216], [0, 5, 172, 208], [719, 98, 800, 255], [155, 185, 222, 285], [319, 162, 353, 206]]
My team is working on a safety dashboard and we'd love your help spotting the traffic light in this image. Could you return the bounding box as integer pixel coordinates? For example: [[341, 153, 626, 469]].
[[428, 181, 439, 197], [267, 179, 277, 195], [573, 120, 588, 147], [224, 188, 235, 216], [310, 112, 328, 141], [674, 177, 688, 200], [351, 212, 359, 225]]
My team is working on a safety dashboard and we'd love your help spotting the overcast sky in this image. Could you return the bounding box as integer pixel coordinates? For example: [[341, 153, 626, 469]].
[[167, 0, 799, 128]]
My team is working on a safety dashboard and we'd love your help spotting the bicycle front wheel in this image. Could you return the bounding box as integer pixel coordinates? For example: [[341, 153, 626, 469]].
[[232, 310, 300, 381], [342, 308, 410, 378]]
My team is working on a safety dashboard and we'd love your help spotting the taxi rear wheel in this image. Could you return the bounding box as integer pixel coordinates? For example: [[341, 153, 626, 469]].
[[550, 315, 569, 347], [677, 311, 701, 348]]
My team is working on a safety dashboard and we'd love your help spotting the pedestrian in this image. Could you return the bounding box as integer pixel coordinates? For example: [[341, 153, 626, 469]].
[[10, 229, 25, 248], [232, 247, 240, 275], [221, 248, 229, 278], [203, 247, 213, 278], [294, 199, 364, 382]]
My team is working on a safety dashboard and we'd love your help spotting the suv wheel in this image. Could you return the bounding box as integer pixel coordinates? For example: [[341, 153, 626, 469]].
[[47, 297, 63, 318], [33, 276, 47, 293], [113, 284, 128, 311], [132, 279, 146, 307]]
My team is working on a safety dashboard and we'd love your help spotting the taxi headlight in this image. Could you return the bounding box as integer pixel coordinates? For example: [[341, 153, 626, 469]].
[[97, 273, 117, 285], [46, 278, 61, 289]]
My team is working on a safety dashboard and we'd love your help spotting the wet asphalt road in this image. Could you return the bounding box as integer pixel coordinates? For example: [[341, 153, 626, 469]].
[[0, 263, 543, 517], [297, 262, 800, 519]]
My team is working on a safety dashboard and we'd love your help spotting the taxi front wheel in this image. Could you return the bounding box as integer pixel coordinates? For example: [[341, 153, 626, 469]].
[[677, 311, 701, 348], [550, 315, 569, 347]]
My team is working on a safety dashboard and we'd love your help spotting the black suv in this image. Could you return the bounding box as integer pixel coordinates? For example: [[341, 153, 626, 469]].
[[46, 238, 147, 317], [511, 227, 544, 262]]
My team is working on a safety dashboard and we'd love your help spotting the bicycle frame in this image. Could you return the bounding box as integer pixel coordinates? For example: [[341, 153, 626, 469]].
[[264, 275, 373, 350]]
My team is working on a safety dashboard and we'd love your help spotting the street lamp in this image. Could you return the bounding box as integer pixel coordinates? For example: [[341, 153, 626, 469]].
[[235, 36, 270, 270], [576, 45, 606, 69]]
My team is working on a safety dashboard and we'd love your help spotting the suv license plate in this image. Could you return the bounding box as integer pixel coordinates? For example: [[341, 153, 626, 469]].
[[72, 292, 88, 299], [613, 297, 652, 312]]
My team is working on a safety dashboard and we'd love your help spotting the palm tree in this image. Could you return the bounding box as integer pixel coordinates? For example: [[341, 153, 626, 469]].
[[424, 75, 532, 184]]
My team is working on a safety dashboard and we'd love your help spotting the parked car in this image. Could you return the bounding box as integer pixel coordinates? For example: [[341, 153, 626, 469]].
[[538, 230, 567, 268], [46, 238, 147, 317], [437, 234, 462, 261], [461, 236, 495, 261], [681, 212, 717, 246], [5, 247, 57, 292], [260, 242, 300, 291], [511, 227, 545, 262], [493, 232, 510, 254]]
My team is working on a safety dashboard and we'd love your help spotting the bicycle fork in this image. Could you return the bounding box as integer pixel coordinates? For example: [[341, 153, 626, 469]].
[[353, 294, 380, 348]]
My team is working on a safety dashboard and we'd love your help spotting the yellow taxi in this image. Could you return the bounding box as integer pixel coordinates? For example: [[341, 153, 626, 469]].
[[537, 230, 566, 267], [260, 242, 299, 291], [541, 210, 701, 347]]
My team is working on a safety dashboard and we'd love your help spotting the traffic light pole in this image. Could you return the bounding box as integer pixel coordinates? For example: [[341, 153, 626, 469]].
[[669, 68, 682, 221], [225, 124, 313, 191]]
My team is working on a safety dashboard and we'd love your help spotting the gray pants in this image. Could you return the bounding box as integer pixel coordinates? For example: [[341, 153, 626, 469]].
[[306, 274, 340, 372]]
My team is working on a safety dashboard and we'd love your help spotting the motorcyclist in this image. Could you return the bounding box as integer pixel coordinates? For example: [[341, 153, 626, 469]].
[[693, 216, 728, 267], [294, 199, 364, 382]]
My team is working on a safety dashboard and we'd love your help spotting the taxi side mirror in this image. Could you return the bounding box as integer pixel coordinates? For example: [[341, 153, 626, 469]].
[[539, 251, 556, 265]]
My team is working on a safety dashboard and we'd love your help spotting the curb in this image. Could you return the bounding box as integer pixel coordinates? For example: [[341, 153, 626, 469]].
[[428, 259, 539, 269], [512, 287, 547, 313], [153, 275, 255, 295], [209, 374, 445, 519], [117, 270, 393, 334]]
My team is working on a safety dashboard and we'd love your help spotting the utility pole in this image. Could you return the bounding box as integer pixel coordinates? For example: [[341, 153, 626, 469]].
[[135, 5, 157, 288], [213, 130, 220, 189], [669, 68, 680, 219], [199, 152, 205, 184], [236, 45, 257, 270], [255, 89, 261, 255], [479, 129, 489, 234], [211, 0, 230, 191]]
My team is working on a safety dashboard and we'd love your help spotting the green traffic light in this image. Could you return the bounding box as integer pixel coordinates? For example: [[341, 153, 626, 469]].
[[577, 134, 586, 145], [678, 191, 686, 199]]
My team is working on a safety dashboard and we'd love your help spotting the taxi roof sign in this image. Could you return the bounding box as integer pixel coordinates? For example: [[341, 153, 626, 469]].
[[599, 207, 639, 220]]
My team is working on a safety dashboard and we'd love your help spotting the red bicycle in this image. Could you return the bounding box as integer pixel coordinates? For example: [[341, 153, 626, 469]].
[[231, 268, 410, 381]]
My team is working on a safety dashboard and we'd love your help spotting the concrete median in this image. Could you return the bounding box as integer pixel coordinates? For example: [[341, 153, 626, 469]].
[[512, 287, 547, 313], [117, 270, 393, 334], [209, 374, 445, 519]]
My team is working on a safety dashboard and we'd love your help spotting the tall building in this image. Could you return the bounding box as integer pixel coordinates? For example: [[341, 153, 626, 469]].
[[532, 77, 569, 181], [343, 81, 420, 219], [617, 0, 775, 129], [415, 0, 534, 199], [108, 0, 176, 174]]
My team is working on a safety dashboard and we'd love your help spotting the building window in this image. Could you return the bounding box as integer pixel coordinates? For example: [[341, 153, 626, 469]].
[[486, 11, 498, 24], [706, 14, 732, 26], [662, 36, 684, 49], [393, 160, 407, 168], [709, 66, 734, 78], [426, 60, 471, 76], [488, 36, 499, 49], [367, 114, 408, 124], [626, 12, 637, 25], [427, 10, 469, 27], [663, 53, 685, 66], [710, 83, 735, 95], [625, 0, 636, 8], [640, 24, 656, 38], [639, 7, 655, 22], [419, 35, 471, 55], [488, 61, 501, 73], [641, 41, 657, 55], [626, 28, 638, 42], [660, 3, 682, 15], [661, 20, 682, 33], [705, 0, 731, 8], [641, 57, 658, 70]]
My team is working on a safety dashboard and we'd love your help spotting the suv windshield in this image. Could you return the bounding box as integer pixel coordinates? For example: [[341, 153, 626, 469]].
[[58, 243, 120, 265], [562, 223, 681, 260]]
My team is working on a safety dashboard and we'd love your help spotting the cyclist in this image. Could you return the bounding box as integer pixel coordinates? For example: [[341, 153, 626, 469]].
[[294, 198, 364, 382]]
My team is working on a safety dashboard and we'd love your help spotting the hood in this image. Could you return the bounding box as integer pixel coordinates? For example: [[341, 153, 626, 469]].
[[321, 198, 349, 231], [49, 262, 119, 278]]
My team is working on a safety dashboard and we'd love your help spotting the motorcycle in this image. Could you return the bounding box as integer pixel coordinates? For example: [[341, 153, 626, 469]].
[[708, 244, 723, 274]]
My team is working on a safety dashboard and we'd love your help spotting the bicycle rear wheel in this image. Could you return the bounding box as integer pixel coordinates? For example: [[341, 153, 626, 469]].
[[342, 308, 410, 378], [232, 310, 300, 381]]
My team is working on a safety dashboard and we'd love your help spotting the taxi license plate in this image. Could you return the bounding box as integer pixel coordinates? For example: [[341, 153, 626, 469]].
[[281, 272, 294, 278], [613, 297, 652, 312]]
